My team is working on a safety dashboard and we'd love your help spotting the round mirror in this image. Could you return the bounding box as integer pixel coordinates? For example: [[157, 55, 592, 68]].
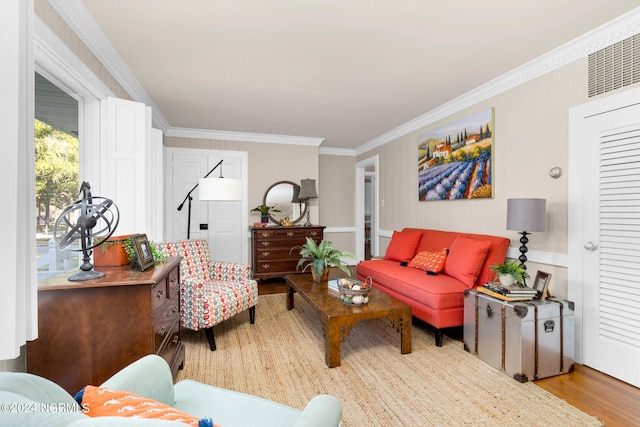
[[263, 180, 307, 225]]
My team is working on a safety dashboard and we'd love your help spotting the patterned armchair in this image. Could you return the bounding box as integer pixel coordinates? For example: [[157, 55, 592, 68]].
[[154, 239, 258, 350]]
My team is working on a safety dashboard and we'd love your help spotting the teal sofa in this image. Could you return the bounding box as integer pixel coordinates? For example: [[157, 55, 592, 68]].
[[0, 355, 342, 427]]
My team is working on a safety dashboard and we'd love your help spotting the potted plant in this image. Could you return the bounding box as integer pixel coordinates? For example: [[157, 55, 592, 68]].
[[489, 260, 529, 286], [251, 204, 281, 223], [291, 237, 356, 282], [121, 237, 167, 264], [93, 235, 133, 266]]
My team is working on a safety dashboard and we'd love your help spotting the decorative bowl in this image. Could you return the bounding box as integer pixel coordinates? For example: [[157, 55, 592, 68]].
[[338, 277, 373, 306]]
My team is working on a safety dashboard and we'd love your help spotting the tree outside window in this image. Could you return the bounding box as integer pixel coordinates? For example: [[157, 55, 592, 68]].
[[35, 119, 79, 235]]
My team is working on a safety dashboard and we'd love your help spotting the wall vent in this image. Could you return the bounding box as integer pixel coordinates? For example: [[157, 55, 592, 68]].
[[588, 33, 640, 97]]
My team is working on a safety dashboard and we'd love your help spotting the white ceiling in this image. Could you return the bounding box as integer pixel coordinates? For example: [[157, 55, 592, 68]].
[[68, 1, 640, 150]]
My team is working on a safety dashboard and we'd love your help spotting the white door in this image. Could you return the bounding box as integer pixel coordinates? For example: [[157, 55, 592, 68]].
[[569, 87, 640, 388], [165, 148, 248, 264]]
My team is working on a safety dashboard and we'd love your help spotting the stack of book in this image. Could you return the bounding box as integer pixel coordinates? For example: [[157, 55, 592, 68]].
[[477, 282, 538, 301]]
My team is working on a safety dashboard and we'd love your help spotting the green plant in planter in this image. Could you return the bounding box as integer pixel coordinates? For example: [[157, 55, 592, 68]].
[[291, 237, 356, 276], [489, 260, 529, 285], [122, 238, 167, 263], [251, 205, 281, 215]]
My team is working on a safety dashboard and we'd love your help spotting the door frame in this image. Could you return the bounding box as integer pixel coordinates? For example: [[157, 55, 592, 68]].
[[355, 155, 379, 261], [568, 85, 640, 364]]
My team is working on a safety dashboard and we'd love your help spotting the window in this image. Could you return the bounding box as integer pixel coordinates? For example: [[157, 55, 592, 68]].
[[35, 72, 80, 281]]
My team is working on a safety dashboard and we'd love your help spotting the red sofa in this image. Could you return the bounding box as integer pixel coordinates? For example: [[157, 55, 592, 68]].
[[357, 228, 509, 346]]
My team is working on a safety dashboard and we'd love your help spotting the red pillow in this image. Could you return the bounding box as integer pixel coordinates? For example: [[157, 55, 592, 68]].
[[384, 230, 422, 262], [443, 236, 491, 288], [408, 249, 448, 273]]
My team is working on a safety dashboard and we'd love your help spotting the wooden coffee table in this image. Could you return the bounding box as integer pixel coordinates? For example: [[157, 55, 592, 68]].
[[285, 269, 412, 368]]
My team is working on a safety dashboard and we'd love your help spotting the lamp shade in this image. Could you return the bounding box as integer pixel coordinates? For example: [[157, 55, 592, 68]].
[[198, 178, 242, 201], [291, 184, 301, 203], [298, 178, 318, 199], [506, 198, 546, 232]]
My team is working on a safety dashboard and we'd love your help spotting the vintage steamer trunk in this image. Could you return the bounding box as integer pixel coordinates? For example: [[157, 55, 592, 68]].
[[463, 289, 574, 382]]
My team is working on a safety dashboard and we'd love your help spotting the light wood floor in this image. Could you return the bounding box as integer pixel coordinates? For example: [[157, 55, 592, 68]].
[[536, 364, 640, 426], [258, 279, 640, 426]]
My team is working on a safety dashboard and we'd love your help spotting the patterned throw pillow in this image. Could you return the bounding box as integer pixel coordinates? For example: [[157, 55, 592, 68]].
[[408, 249, 449, 273], [78, 385, 219, 427]]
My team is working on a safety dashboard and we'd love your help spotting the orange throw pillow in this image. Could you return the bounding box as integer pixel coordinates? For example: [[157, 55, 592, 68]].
[[384, 230, 422, 262], [80, 385, 219, 426], [443, 236, 491, 288], [408, 249, 448, 273]]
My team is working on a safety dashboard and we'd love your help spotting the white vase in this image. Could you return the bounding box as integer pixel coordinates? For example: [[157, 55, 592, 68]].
[[498, 274, 516, 286]]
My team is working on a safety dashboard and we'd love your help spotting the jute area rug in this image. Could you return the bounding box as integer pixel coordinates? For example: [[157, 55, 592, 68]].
[[176, 294, 602, 426]]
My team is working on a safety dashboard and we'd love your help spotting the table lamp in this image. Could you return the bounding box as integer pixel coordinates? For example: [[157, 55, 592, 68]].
[[506, 198, 546, 272], [298, 178, 318, 226]]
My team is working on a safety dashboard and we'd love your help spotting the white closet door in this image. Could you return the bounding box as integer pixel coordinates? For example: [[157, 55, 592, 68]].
[[570, 87, 640, 388]]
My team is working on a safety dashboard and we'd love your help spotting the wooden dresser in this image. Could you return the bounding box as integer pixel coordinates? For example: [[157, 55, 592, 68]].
[[27, 257, 184, 394], [251, 225, 325, 279]]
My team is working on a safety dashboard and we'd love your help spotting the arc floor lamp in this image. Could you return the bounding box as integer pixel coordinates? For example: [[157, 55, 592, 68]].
[[177, 159, 242, 238]]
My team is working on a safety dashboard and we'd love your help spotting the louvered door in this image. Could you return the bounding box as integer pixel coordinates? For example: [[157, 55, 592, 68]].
[[571, 90, 640, 388]]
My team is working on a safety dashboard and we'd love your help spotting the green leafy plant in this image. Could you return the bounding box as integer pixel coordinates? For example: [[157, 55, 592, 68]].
[[122, 238, 167, 263], [251, 204, 281, 215], [291, 237, 356, 276], [489, 260, 529, 285]]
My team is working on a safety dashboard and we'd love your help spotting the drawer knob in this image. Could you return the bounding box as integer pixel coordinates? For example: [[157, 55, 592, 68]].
[[159, 326, 166, 337], [287, 231, 294, 236], [172, 336, 179, 345], [156, 289, 165, 299], [310, 231, 317, 236], [261, 232, 269, 237], [261, 241, 270, 247], [262, 263, 270, 270], [262, 251, 270, 257], [170, 277, 177, 284]]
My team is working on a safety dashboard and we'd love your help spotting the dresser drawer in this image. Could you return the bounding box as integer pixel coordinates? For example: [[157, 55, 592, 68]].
[[156, 318, 180, 367], [151, 279, 169, 314], [305, 229, 322, 239], [167, 266, 179, 298], [255, 259, 299, 274], [256, 247, 300, 260], [153, 294, 180, 351], [273, 228, 306, 239]]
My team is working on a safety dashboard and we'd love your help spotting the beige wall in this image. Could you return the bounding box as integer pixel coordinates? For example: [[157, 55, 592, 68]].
[[319, 154, 357, 254], [356, 59, 596, 299]]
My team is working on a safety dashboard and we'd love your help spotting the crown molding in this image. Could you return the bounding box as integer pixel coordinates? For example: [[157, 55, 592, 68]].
[[166, 127, 324, 146], [47, 0, 171, 132], [355, 7, 640, 156], [319, 147, 356, 156]]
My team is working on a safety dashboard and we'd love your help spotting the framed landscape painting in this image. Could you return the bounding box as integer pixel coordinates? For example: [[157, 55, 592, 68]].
[[418, 108, 494, 201]]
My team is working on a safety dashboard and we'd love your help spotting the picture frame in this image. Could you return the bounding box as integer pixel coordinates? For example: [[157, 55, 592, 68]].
[[533, 271, 552, 299], [130, 233, 155, 271], [418, 108, 494, 201]]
